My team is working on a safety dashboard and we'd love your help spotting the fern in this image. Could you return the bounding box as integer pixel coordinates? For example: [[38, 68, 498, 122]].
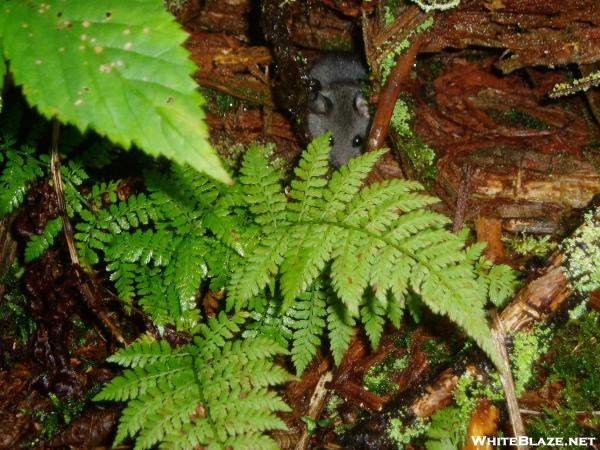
[[289, 286, 327, 374], [424, 406, 465, 450], [95, 313, 292, 450], [473, 252, 520, 308], [0, 146, 44, 215], [230, 134, 505, 370], [82, 163, 253, 329], [25, 217, 63, 263]]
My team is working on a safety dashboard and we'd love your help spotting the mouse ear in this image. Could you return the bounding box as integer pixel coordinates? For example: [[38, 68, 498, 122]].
[[354, 93, 370, 118], [308, 91, 332, 115]]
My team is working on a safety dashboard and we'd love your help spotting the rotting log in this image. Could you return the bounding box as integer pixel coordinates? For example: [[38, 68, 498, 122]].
[[186, 32, 274, 106], [422, 0, 600, 73], [436, 147, 600, 235]]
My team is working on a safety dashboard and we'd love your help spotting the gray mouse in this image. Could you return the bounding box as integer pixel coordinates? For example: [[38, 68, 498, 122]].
[[306, 53, 370, 168]]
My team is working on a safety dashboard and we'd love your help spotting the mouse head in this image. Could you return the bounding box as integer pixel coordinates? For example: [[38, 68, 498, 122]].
[[307, 83, 370, 168]]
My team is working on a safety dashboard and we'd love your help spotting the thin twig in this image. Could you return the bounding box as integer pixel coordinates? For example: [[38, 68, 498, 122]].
[[367, 34, 424, 152], [491, 311, 528, 450], [294, 370, 333, 450], [50, 118, 127, 346]]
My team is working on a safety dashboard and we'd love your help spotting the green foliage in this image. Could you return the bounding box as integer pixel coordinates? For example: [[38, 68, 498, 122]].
[[0, 0, 229, 182], [473, 252, 519, 308], [0, 144, 44, 215], [562, 208, 600, 294], [97, 162, 250, 329], [510, 326, 551, 397], [0, 265, 36, 350], [25, 217, 63, 262], [230, 134, 505, 370], [424, 373, 502, 449], [95, 312, 292, 450], [504, 232, 556, 257], [288, 285, 327, 374], [424, 407, 465, 450]]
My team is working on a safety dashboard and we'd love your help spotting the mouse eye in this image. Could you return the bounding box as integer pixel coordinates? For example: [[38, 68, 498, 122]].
[[329, 135, 335, 147], [352, 135, 363, 148]]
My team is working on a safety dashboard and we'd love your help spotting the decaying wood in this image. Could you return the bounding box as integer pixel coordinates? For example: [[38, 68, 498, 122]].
[[0, 216, 17, 278], [289, 1, 356, 51], [410, 58, 600, 234], [188, 0, 254, 39], [186, 31, 274, 106], [500, 252, 571, 333], [423, 0, 600, 73], [464, 399, 500, 450], [453, 163, 473, 232], [437, 148, 600, 235], [475, 216, 506, 261], [205, 109, 296, 143], [409, 367, 461, 418]]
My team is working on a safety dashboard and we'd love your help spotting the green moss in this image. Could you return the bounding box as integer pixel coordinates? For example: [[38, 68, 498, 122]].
[[504, 233, 556, 257], [199, 87, 240, 116], [22, 389, 93, 446], [383, 6, 396, 26], [402, 135, 436, 180], [509, 326, 552, 397], [562, 208, 600, 294], [489, 108, 550, 130], [378, 17, 434, 83], [0, 264, 35, 358], [389, 416, 430, 449], [389, 96, 437, 181], [526, 310, 600, 448], [363, 353, 409, 396], [422, 338, 452, 366]]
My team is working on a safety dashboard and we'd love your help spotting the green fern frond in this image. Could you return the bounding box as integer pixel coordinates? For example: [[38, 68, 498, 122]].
[[106, 230, 177, 267], [230, 138, 505, 369], [227, 236, 288, 311], [361, 292, 386, 348], [475, 258, 519, 308], [171, 238, 209, 312], [24, 217, 62, 262], [0, 147, 44, 215], [289, 287, 327, 374], [239, 144, 286, 230], [95, 314, 291, 449], [317, 149, 385, 220], [287, 133, 331, 221], [327, 298, 356, 365]]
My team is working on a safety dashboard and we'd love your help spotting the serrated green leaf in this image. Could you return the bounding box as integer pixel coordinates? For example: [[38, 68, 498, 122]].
[[0, 0, 229, 183]]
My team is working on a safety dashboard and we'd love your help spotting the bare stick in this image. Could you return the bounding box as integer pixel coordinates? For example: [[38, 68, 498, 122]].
[[50, 118, 127, 345], [491, 311, 527, 450]]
